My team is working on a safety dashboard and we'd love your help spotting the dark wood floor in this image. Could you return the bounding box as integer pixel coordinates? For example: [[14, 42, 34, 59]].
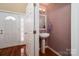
[[0, 45, 57, 56], [0, 44, 26, 56], [39, 48, 58, 56]]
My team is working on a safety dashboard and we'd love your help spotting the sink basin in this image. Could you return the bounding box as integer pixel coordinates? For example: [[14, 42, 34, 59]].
[[39, 33, 50, 53], [39, 33, 50, 38]]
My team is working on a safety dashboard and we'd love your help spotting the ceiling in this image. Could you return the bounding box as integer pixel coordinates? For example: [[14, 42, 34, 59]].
[[0, 3, 27, 13]]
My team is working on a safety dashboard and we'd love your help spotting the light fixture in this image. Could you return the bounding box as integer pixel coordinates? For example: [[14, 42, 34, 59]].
[[5, 16, 16, 21], [39, 7, 46, 12]]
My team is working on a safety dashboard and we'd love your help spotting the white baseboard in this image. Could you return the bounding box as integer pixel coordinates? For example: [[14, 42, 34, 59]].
[[45, 46, 62, 56]]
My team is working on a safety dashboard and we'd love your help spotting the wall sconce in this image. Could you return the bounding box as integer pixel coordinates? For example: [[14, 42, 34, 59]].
[[39, 8, 46, 12]]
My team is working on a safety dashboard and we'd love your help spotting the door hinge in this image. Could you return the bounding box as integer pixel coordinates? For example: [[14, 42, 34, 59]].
[[33, 3, 36, 7], [33, 30, 36, 34]]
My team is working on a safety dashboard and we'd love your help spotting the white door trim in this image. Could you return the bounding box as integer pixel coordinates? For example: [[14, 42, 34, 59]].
[[34, 3, 39, 56]]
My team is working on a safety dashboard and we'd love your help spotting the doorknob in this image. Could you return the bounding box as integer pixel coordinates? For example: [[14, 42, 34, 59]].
[[0, 29, 3, 34]]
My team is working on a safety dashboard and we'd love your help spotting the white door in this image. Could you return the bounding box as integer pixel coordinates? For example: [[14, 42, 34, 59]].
[[24, 3, 39, 56], [24, 3, 34, 56], [0, 12, 21, 48]]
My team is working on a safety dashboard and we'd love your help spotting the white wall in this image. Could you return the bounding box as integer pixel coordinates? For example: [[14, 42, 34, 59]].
[[0, 12, 22, 48], [71, 3, 79, 56]]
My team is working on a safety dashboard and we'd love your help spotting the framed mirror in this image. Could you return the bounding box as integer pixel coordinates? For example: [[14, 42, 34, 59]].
[[39, 14, 47, 31]]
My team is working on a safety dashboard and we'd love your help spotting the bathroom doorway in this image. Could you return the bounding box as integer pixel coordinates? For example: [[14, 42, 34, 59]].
[[39, 3, 71, 56]]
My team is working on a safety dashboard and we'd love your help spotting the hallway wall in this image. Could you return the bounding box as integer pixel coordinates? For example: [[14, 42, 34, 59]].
[[47, 4, 71, 55]]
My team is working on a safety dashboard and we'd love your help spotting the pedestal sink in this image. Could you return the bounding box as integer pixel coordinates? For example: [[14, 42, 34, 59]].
[[39, 33, 50, 54]]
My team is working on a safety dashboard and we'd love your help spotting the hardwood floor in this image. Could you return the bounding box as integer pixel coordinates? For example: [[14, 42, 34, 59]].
[[0, 45, 57, 56], [0, 44, 26, 56], [39, 48, 58, 56]]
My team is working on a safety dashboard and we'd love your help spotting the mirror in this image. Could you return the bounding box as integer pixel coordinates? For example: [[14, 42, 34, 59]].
[[39, 14, 47, 30]]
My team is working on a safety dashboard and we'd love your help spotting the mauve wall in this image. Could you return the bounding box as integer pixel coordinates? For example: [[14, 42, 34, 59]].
[[47, 4, 71, 55]]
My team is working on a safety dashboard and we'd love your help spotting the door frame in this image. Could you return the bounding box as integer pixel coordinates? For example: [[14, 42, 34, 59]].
[[33, 3, 39, 56]]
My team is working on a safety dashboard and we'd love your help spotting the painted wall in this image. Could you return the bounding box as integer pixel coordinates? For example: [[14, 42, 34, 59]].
[[47, 4, 71, 55], [71, 3, 79, 56], [0, 3, 27, 13]]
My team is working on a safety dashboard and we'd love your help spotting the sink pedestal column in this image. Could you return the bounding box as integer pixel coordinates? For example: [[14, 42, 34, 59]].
[[40, 33, 50, 54], [41, 38, 45, 54]]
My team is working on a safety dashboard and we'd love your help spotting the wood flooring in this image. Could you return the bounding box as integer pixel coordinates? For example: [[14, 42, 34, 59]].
[[39, 48, 58, 56], [0, 44, 26, 56], [0, 45, 57, 56]]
